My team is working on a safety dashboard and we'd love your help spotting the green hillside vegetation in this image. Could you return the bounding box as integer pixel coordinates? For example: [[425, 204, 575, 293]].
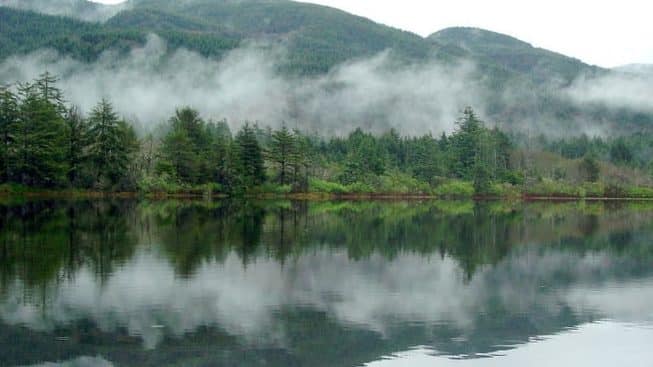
[[429, 27, 604, 84]]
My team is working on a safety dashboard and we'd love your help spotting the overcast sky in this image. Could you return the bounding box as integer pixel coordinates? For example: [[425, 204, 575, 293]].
[[92, 0, 653, 68]]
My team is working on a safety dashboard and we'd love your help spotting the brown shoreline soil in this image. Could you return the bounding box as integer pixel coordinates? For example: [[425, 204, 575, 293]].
[[4, 190, 653, 201]]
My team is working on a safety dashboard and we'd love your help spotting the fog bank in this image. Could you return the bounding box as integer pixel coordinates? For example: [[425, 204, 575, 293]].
[[0, 34, 487, 135]]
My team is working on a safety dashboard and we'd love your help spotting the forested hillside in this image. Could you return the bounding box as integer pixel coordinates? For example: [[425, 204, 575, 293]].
[[0, 0, 651, 136]]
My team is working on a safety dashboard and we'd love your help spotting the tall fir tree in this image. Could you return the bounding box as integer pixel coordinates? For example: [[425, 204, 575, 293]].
[[13, 81, 67, 187], [0, 86, 18, 183], [234, 123, 266, 189], [267, 124, 296, 185], [65, 106, 89, 187], [451, 107, 484, 179], [87, 99, 136, 188]]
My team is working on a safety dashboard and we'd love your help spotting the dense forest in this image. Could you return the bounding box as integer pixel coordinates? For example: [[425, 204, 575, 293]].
[[1, 73, 653, 198]]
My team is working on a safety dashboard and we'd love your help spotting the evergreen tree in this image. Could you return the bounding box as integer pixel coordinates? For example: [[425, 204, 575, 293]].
[[610, 139, 633, 165], [451, 107, 483, 179], [87, 99, 136, 188], [234, 123, 266, 189], [65, 106, 89, 187], [13, 82, 67, 187], [580, 154, 600, 183], [291, 129, 315, 191], [409, 134, 442, 183], [207, 119, 232, 187], [158, 107, 215, 184], [267, 124, 296, 185], [339, 128, 385, 185], [35, 72, 65, 113], [159, 125, 197, 183], [0, 86, 18, 183]]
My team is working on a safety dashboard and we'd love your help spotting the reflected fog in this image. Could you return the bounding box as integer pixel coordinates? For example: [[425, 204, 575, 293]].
[[1, 199, 652, 366]]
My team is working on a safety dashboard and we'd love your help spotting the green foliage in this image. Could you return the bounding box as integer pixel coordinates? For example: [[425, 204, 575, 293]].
[[525, 178, 586, 197], [137, 172, 183, 193], [345, 182, 375, 194], [624, 186, 653, 199], [433, 180, 475, 198], [487, 183, 521, 197], [0, 86, 19, 183], [65, 106, 91, 187], [267, 124, 297, 186], [11, 78, 68, 187], [579, 154, 600, 183], [309, 178, 349, 194], [157, 107, 215, 185], [338, 128, 386, 185], [378, 170, 431, 194], [247, 182, 293, 195], [610, 139, 634, 165], [87, 98, 137, 189], [232, 123, 266, 190], [2, 73, 653, 198]]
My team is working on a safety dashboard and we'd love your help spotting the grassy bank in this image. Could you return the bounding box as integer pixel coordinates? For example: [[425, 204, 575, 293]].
[[5, 179, 653, 201]]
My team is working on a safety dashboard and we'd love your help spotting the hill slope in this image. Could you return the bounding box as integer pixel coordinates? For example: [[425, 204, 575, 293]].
[[0, 0, 651, 134], [429, 27, 605, 85]]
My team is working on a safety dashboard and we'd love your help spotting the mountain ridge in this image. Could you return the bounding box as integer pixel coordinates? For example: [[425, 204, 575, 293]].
[[0, 0, 650, 133]]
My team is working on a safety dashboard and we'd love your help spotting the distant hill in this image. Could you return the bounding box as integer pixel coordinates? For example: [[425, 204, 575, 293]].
[[429, 27, 604, 85], [0, 0, 651, 134], [614, 64, 653, 76], [0, 0, 126, 21]]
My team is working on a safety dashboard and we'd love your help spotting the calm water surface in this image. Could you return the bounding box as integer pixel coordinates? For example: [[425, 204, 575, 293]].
[[1, 199, 652, 366]]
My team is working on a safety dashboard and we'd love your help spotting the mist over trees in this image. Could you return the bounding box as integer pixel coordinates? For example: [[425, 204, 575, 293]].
[[1, 74, 653, 197]]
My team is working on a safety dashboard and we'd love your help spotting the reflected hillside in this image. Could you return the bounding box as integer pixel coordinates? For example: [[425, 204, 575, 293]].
[[1, 200, 653, 366]]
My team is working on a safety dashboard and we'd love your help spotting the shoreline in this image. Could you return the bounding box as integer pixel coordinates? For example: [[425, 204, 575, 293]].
[[3, 189, 653, 201]]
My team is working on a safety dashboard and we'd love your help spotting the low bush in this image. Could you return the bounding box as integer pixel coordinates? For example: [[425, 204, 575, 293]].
[[433, 180, 475, 198], [525, 179, 585, 197], [309, 178, 349, 194]]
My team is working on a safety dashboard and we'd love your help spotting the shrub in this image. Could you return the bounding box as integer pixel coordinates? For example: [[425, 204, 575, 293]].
[[488, 183, 521, 197], [378, 171, 430, 194], [345, 182, 375, 193], [525, 179, 584, 197], [625, 186, 653, 198], [309, 178, 349, 194], [250, 183, 292, 195], [137, 174, 182, 194], [433, 180, 475, 198], [582, 182, 605, 197]]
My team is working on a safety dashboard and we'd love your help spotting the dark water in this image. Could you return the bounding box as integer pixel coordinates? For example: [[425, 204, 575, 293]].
[[1, 199, 652, 367]]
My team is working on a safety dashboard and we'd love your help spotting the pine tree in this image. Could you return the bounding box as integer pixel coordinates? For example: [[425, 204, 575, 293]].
[[35, 72, 65, 113], [158, 107, 215, 184], [65, 106, 89, 187], [13, 81, 67, 187], [207, 119, 232, 187], [267, 124, 296, 185], [580, 154, 600, 183], [450, 107, 485, 180], [234, 123, 266, 189], [159, 126, 197, 183], [291, 129, 314, 191], [87, 99, 136, 189], [0, 86, 18, 183]]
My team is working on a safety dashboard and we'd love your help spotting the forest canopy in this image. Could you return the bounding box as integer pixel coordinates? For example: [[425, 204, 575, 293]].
[[1, 74, 652, 198]]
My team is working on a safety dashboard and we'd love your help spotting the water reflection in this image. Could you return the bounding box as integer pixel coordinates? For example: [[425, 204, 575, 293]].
[[1, 200, 652, 366]]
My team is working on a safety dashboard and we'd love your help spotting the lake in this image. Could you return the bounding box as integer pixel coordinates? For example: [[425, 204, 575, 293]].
[[1, 199, 652, 366]]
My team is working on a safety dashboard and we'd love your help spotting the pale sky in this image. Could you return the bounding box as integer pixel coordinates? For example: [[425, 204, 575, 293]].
[[92, 0, 653, 68]]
